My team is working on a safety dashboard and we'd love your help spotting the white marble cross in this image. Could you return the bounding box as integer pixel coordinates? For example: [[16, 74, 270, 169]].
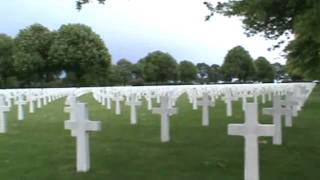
[[262, 95, 287, 145], [228, 103, 275, 180], [37, 95, 42, 108], [126, 93, 142, 125], [281, 93, 299, 127], [28, 96, 35, 113], [152, 95, 177, 142], [197, 92, 214, 126], [223, 94, 238, 117], [0, 96, 10, 133], [64, 95, 78, 136], [64, 102, 101, 172], [15, 95, 27, 121], [192, 95, 198, 110], [43, 95, 48, 106], [113, 95, 124, 115], [145, 93, 156, 110]]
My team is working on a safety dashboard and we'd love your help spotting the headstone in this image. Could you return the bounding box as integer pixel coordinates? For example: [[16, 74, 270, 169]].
[[37, 95, 42, 108], [197, 92, 214, 126], [16, 95, 27, 121], [262, 95, 287, 145], [43, 95, 47, 106], [113, 95, 123, 115], [28, 96, 35, 113], [64, 94, 78, 136], [64, 102, 101, 172], [152, 95, 177, 142], [106, 96, 111, 110], [281, 93, 299, 127], [0, 96, 10, 133], [126, 93, 142, 125], [228, 103, 275, 180], [223, 94, 238, 117]]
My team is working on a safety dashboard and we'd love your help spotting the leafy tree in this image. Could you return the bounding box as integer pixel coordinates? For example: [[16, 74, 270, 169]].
[[272, 62, 286, 80], [49, 24, 111, 86], [196, 63, 210, 84], [139, 51, 178, 83], [286, 35, 320, 79], [179, 60, 197, 83], [117, 58, 133, 85], [205, 0, 320, 79], [13, 23, 55, 87], [107, 65, 121, 85], [254, 57, 275, 82], [221, 46, 255, 81], [0, 34, 18, 88], [76, 0, 106, 10], [208, 64, 223, 83]]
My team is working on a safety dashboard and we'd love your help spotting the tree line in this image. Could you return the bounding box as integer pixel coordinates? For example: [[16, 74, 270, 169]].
[[0, 23, 285, 88], [78, 0, 319, 81]]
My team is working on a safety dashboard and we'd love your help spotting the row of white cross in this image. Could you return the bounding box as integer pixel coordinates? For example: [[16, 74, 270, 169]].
[[0, 83, 315, 180]]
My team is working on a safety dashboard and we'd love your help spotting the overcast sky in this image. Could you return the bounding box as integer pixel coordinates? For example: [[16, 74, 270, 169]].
[[0, 0, 289, 65]]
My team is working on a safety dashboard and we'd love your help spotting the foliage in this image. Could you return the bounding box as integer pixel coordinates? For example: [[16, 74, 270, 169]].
[[76, 0, 106, 10], [49, 23, 111, 86], [179, 60, 197, 83], [205, 0, 320, 79], [196, 63, 210, 84], [221, 46, 255, 81], [208, 64, 223, 83], [13, 24, 56, 86], [272, 62, 286, 80], [286, 35, 320, 79], [139, 51, 178, 83], [254, 57, 275, 82], [0, 34, 18, 88], [116, 59, 134, 85]]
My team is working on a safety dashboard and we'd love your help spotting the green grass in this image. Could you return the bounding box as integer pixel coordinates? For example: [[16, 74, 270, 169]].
[[0, 86, 320, 180]]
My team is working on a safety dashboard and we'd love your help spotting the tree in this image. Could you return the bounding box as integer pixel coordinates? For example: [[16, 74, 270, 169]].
[[205, 0, 320, 79], [0, 34, 18, 88], [116, 58, 133, 85], [208, 64, 223, 83], [49, 24, 111, 86], [221, 46, 255, 81], [179, 60, 197, 83], [286, 35, 320, 79], [272, 62, 286, 80], [13, 23, 56, 87], [76, 0, 106, 10], [139, 51, 178, 83], [254, 57, 275, 82], [107, 65, 121, 85], [196, 63, 210, 84]]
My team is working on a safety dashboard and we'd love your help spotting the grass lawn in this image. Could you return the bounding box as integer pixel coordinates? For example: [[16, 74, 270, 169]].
[[0, 85, 319, 180]]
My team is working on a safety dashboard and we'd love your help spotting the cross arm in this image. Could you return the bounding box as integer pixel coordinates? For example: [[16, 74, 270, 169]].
[[85, 121, 101, 131], [228, 124, 245, 136]]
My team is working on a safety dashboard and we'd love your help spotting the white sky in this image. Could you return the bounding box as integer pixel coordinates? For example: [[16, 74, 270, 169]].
[[0, 0, 289, 65]]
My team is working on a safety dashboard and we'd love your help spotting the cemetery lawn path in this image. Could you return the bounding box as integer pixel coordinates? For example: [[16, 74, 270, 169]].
[[0, 85, 319, 180]]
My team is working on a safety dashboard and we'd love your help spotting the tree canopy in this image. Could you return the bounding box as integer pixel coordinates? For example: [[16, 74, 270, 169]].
[[221, 46, 255, 81], [116, 58, 133, 85], [206, 0, 320, 79], [13, 23, 55, 86], [208, 64, 223, 83], [179, 60, 197, 83], [139, 51, 178, 83], [254, 57, 275, 82], [76, 0, 106, 10], [0, 34, 18, 88], [49, 23, 111, 86]]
